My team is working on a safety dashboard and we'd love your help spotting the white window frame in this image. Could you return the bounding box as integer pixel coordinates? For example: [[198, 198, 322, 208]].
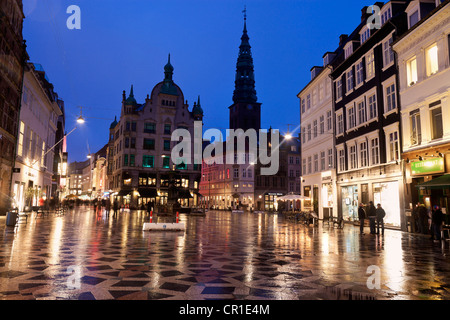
[[370, 137, 380, 166], [382, 35, 395, 69], [382, 75, 397, 116], [348, 143, 358, 170], [357, 99, 367, 126], [384, 123, 400, 162], [336, 110, 344, 136], [336, 78, 343, 101], [367, 90, 378, 121], [346, 69, 354, 93], [347, 103, 356, 131], [337, 145, 345, 173], [355, 60, 364, 88]]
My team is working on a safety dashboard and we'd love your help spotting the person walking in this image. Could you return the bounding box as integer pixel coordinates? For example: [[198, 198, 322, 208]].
[[411, 203, 419, 233], [358, 203, 366, 234], [431, 205, 444, 241], [367, 201, 377, 235], [376, 204, 386, 236]]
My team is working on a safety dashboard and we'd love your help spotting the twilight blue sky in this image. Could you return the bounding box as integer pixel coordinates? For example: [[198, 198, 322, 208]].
[[23, 0, 367, 162]]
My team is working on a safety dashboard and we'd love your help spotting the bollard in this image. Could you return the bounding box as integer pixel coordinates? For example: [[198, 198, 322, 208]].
[[150, 211, 153, 223], [176, 211, 179, 224]]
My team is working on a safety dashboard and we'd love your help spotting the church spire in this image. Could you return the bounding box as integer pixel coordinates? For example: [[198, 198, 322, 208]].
[[232, 6, 257, 104]]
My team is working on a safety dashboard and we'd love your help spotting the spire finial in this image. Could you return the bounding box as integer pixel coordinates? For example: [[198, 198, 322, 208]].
[[242, 6, 247, 32], [130, 84, 134, 97], [168, 53, 171, 64], [197, 95, 201, 106]]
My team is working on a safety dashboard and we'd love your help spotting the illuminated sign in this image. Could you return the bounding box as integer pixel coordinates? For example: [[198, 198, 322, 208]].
[[411, 158, 444, 175]]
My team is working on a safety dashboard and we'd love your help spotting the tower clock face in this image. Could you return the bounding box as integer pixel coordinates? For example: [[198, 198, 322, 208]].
[[247, 104, 253, 110]]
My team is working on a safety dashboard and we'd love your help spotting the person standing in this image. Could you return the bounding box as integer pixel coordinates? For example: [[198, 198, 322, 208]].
[[358, 203, 366, 234], [367, 201, 377, 235], [105, 199, 111, 217], [376, 204, 386, 236], [146, 201, 152, 216], [113, 199, 118, 218], [418, 204, 428, 234], [431, 205, 444, 241]]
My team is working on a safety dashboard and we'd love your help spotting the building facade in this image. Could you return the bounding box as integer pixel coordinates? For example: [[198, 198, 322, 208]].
[[298, 58, 337, 219], [0, 0, 26, 214], [107, 57, 203, 210], [11, 63, 63, 210], [393, 0, 450, 214], [254, 134, 302, 212], [330, 1, 411, 230]]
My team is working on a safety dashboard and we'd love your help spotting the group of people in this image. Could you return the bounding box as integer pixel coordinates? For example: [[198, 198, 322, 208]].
[[358, 201, 386, 235], [412, 203, 445, 241]]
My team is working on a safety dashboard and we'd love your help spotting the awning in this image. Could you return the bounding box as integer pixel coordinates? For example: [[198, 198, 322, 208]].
[[118, 190, 131, 196], [178, 189, 193, 199], [416, 174, 450, 190], [138, 188, 157, 198]]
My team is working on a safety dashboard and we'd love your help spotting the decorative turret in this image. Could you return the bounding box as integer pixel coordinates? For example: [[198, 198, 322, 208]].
[[160, 54, 179, 96], [192, 95, 204, 121], [125, 85, 137, 106]]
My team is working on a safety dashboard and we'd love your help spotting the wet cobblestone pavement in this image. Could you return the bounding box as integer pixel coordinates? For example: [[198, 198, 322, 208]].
[[1, 207, 450, 300]]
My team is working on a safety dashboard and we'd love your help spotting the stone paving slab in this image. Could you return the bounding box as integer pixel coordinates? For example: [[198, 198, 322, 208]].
[[0, 208, 450, 300]]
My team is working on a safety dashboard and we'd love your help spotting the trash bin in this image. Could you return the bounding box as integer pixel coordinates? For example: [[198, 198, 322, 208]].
[[6, 211, 17, 227]]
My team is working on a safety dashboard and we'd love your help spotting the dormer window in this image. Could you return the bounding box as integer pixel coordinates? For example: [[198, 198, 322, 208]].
[[380, 6, 392, 25], [409, 10, 419, 28], [360, 27, 371, 44], [344, 42, 354, 59]]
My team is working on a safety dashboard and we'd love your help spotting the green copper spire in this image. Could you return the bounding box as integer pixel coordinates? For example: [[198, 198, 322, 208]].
[[125, 84, 137, 106]]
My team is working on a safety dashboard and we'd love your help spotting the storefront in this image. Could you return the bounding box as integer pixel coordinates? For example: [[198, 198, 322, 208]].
[[407, 156, 450, 216], [341, 185, 358, 221]]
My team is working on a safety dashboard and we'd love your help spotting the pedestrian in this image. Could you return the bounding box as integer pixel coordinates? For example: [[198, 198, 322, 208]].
[[367, 201, 377, 235], [358, 203, 366, 234], [376, 203, 386, 236], [418, 204, 428, 234], [431, 205, 444, 241], [105, 200, 111, 217], [113, 199, 118, 218], [146, 201, 151, 215]]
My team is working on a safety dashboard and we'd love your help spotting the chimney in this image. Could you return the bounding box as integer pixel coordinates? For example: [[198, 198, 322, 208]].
[[339, 34, 348, 46], [361, 6, 369, 22]]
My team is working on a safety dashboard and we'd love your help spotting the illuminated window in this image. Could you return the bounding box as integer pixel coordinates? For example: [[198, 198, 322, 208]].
[[407, 57, 418, 86], [366, 51, 375, 79], [426, 44, 439, 77]]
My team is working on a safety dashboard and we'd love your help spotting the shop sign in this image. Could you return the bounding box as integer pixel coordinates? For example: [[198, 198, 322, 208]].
[[411, 158, 445, 176]]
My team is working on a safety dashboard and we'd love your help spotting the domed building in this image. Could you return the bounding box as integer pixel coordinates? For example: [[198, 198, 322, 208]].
[[107, 56, 204, 210]]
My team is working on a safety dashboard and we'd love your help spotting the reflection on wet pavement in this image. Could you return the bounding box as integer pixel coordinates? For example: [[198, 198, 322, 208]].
[[0, 207, 449, 300]]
